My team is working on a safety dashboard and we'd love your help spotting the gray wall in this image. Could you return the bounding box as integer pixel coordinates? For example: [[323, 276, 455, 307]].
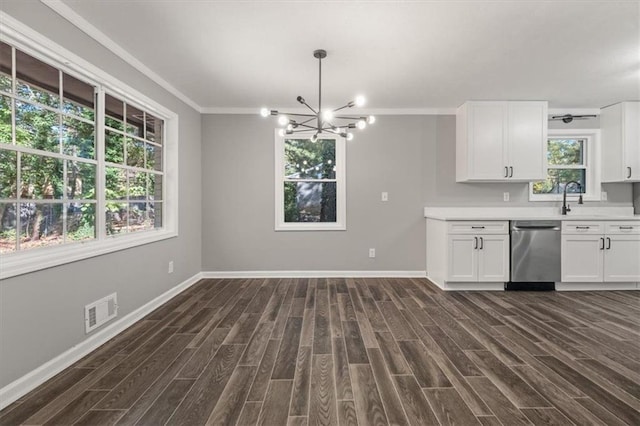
[[201, 114, 633, 271], [0, 2, 202, 387]]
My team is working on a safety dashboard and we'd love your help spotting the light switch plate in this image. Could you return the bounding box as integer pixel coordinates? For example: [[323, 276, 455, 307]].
[[381, 192, 388, 202], [503, 192, 510, 202]]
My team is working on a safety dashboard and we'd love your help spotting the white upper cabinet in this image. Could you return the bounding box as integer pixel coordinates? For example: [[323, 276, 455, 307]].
[[456, 101, 548, 182], [601, 101, 640, 182]]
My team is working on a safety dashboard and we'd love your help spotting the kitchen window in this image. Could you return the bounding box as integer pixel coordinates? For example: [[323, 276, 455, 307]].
[[529, 129, 600, 201], [0, 30, 177, 279], [274, 132, 346, 230]]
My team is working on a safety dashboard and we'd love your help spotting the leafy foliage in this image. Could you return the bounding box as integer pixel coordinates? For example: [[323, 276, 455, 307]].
[[533, 139, 586, 194]]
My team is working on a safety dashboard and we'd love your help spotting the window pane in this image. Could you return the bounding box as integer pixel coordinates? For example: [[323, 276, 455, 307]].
[[105, 93, 124, 130], [62, 72, 94, 120], [105, 166, 127, 200], [151, 201, 162, 228], [16, 50, 59, 108], [532, 169, 586, 194], [0, 149, 17, 198], [128, 201, 152, 233], [547, 139, 584, 166], [67, 202, 95, 241], [145, 113, 162, 144], [0, 95, 11, 144], [149, 173, 162, 201], [15, 101, 60, 153], [105, 129, 124, 164], [66, 161, 95, 199], [284, 138, 336, 179], [106, 202, 127, 235], [19, 202, 63, 249], [145, 142, 162, 171], [21, 154, 64, 199], [63, 116, 94, 159], [284, 181, 337, 223], [0, 42, 11, 93], [128, 170, 147, 199], [126, 137, 145, 168], [126, 103, 143, 137], [0, 202, 17, 253]]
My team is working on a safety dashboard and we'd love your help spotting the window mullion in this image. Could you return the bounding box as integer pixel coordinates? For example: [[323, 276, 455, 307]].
[[95, 87, 106, 240]]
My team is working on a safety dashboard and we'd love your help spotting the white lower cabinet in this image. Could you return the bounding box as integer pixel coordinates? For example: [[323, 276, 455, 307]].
[[446, 222, 509, 283], [562, 222, 640, 283]]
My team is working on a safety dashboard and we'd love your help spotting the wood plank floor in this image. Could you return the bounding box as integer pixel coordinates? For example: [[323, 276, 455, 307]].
[[2, 278, 639, 425]]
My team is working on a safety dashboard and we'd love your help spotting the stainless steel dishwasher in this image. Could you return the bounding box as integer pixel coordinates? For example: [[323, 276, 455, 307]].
[[508, 220, 561, 290]]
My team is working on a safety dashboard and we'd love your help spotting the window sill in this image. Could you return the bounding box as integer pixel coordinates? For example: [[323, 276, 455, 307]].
[[0, 230, 177, 280], [275, 222, 346, 231]]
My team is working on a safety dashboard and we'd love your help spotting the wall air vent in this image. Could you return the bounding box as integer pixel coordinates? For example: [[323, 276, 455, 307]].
[[85, 293, 118, 333]]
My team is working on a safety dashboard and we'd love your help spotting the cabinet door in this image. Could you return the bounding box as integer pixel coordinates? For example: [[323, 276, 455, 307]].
[[467, 102, 508, 180], [477, 234, 509, 282], [508, 102, 547, 180], [561, 234, 604, 282], [622, 102, 640, 181], [447, 235, 477, 281], [604, 235, 640, 282]]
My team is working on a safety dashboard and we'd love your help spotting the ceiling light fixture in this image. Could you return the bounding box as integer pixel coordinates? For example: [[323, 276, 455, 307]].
[[260, 49, 375, 141]]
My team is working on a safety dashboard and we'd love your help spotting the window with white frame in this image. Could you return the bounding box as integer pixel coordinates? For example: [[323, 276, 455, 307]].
[[530, 129, 600, 201], [0, 32, 177, 279], [275, 132, 346, 230]]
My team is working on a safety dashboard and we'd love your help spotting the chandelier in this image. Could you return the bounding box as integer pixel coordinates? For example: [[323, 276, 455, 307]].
[[260, 49, 375, 142]]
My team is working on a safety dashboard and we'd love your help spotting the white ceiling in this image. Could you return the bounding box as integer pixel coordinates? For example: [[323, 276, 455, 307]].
[[52, 0, 639, 112]]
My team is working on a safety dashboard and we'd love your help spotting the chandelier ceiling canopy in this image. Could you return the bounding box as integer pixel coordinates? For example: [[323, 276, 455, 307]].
[[261, 49, 375, 141]]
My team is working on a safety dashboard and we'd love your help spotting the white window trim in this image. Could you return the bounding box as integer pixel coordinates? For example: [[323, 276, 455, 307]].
[[0, 13, 178, 280], [529, 128, 601, 202], [274, 130, 346, 231]]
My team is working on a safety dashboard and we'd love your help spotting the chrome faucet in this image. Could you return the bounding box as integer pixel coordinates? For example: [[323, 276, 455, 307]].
[[562, 180, 584, 215]]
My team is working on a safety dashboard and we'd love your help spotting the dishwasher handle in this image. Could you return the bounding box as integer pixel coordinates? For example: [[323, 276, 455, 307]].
[[511, 224, 561, 231]]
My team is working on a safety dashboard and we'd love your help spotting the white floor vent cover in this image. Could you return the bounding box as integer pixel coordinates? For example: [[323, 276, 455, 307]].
[[85, 293, 118, 333]]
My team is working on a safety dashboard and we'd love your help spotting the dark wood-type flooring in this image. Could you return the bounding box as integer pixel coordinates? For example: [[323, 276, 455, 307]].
[[1, 278, 640, 425]]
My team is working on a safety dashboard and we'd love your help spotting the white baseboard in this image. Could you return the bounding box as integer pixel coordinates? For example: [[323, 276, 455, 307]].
[[556, 282, 638, 291], [201, 270, 427, 279], [0, 272, 203, 411]]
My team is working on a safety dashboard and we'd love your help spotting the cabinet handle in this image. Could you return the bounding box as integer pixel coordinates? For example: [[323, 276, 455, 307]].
[[504, 167, 509, 178], [627, 167, 632, 179], [619, 226, 633, 230], [600, 237, 605, 250], [479, 237, 484, 250], [576, 226, 590, 229], [474, 237, 478, 249], [509, 166, 513, 178], [606, 237, 611, 250], [471, 226, 485, 229]]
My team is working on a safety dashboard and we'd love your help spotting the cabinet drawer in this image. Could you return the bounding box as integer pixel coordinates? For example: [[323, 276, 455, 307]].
[[562, 221, 604, 235], [447, 221, 509, 235], [605, 222, 640, 235]]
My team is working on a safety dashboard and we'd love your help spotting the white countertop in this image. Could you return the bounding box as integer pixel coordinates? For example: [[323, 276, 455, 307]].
[[424, 206, 640, 221]]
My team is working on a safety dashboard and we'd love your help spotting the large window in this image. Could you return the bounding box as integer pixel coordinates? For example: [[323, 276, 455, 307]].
[[275, 132, 346, 230], [530, 129, 600, 201], [0, 32, 176, 279]]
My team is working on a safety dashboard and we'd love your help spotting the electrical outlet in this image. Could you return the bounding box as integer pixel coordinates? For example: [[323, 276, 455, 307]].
[[168, 261, 174, 274], [503, 192, 510, 202], [369, 248, 376, 258], [601, 191, 607, 201], [381, 192, 388, 202]]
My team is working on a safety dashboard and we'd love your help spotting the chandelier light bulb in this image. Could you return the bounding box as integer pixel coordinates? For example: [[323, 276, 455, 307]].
[[357, 120, 367, 130], [286, 123, 294, 131], [278, 129, 286, 137], [367, 115, 376, 124], [346, 133, 354, 141], [310, 133, 319, 143], [278, 115, 289, 126], [322, 110, 334, 121], [260, 108, 270, 117], [355, 95, 366, 107]]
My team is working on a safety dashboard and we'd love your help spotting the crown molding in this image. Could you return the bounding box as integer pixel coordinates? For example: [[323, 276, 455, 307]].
[[39, 0, 202, 113], [200, 107, 457, 115]]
